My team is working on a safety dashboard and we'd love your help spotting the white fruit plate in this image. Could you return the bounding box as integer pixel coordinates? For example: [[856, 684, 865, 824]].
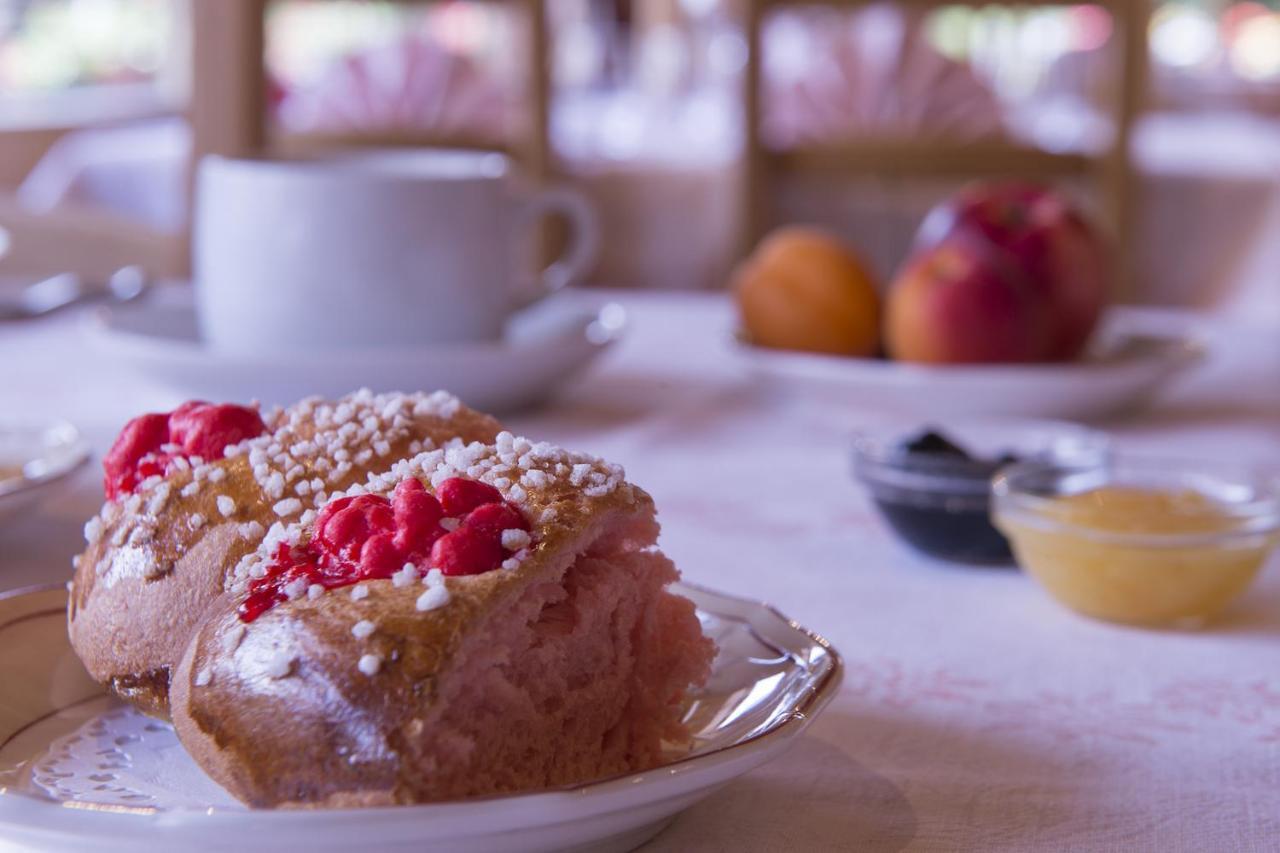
[[0, 583, 841, 853], [735, 307, 1207, 421]]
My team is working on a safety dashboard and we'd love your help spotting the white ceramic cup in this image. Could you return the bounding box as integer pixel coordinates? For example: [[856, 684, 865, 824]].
[[194, 150, 598, 352]]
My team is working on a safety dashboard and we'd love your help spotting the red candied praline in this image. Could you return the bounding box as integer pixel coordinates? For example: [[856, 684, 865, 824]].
[[238, 477, 532, 622], [102, 401, 268, 500]]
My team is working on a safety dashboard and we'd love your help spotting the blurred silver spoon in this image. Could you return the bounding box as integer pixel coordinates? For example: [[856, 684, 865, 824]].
[[0, 266, 149, 321]]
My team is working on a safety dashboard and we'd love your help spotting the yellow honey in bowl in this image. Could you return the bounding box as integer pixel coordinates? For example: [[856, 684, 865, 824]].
[[995, 487, 1276, 627]]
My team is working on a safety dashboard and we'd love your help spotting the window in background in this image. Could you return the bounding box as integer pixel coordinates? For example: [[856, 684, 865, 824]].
[[918, 4, 1119, 152], [1148, 0, 1280, 112], [1152, 0, 1280, 81], [923, 0, 1280, 120], [0, 0, 183, 126], [264, 0, 520, 141], [763, 6, 1022, 148], [262, 0, 743, 161]]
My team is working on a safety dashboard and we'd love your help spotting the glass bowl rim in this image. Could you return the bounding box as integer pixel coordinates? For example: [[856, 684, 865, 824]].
[[991, 455, 1280, 548], [851, 417, 1110, 499]]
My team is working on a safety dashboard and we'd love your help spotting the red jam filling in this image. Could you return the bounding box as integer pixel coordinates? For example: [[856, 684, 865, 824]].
[[102, 401, 268, 500], [238, 477, 531, 622]]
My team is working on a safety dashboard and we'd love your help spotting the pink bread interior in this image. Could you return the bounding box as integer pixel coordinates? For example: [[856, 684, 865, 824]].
[[171, 463, 717, 808], [395, 546, 714, 799]]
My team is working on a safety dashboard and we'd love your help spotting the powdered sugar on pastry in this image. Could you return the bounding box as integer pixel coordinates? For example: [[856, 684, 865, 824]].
[[227, 432, 631, 595]]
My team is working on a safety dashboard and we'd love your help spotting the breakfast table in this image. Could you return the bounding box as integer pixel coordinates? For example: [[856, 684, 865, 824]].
[[2, 287, 1278, 852]]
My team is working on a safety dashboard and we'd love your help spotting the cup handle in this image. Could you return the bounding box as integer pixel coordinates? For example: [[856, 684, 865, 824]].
[[515, 186, 599, 310]]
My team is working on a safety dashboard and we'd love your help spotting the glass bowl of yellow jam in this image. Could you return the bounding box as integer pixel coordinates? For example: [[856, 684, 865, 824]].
[[991, 457, 1280, 628]]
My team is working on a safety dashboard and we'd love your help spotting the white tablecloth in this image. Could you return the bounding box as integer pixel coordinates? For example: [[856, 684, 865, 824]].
[[2, 291, 1279, 851]]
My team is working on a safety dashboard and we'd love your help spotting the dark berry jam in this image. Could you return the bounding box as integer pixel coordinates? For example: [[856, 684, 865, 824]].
[[873, 496, 1014, 564], [855, 429, 1018, 565]]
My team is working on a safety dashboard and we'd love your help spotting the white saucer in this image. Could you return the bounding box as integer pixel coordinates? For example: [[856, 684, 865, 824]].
[[87, 288, 626, 412], [0, 420, 90, 521], [0, 583, 840, 853], [735, 307, 1208, 421]]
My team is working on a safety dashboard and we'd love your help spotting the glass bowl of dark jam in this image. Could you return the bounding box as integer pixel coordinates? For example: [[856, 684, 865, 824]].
[[852, 418, 1109, 565]]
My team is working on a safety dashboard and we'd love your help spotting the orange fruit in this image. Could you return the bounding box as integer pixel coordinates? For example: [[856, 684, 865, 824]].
[[733, 226, 881, 357]]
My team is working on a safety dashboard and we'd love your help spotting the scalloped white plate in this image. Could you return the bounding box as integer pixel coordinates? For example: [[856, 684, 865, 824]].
[[0, 583, 840, 853]]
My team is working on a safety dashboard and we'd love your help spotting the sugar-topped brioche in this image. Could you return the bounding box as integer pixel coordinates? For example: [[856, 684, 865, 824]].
[[68, 390, 501, 717], [170, 431, 715, 807]]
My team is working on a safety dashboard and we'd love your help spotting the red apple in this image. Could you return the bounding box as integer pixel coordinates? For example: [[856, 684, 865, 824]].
[[887, 240, 1052, 363], [887, 182, 1110, 364]]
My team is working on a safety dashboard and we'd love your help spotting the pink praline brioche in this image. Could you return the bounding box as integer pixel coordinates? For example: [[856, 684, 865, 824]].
[[170, 431, 716, 807]]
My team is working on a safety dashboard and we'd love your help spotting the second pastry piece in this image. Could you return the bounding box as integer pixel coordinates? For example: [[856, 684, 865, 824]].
[[68, 389, 501, 717]]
